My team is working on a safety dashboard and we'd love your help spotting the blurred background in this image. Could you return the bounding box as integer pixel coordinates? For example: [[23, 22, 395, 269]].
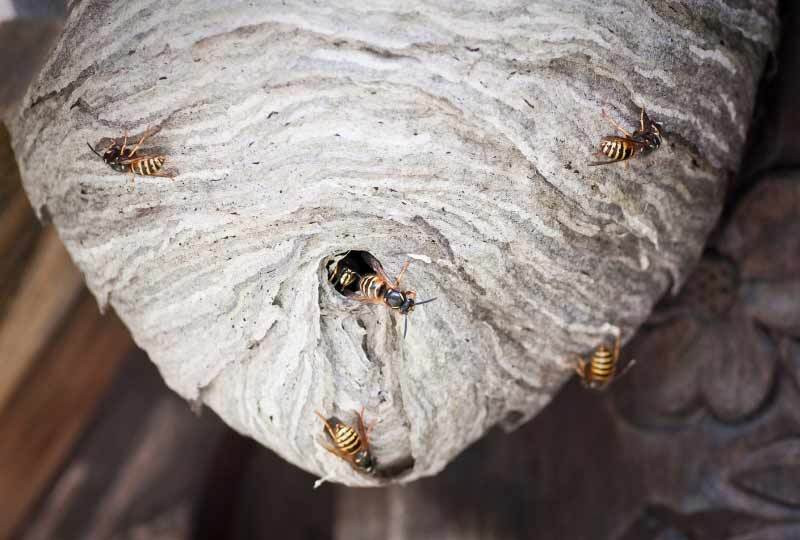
[[1, 2, 799, 539]]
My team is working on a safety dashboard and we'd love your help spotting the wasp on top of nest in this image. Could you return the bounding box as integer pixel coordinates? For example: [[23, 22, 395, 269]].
[[88, 127, 172, 181], [589, 106, 662, 167], [574, 331, 636, 391], [327, 250, 436, 338]]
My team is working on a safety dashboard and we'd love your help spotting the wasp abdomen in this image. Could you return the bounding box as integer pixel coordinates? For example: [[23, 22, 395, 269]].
[[589, 346, 616, 382], [331, 419, 362, 455], [600, 138, 636, 162], [575, 334, 633, 391], [133, 156, 166, 176], [359, 274, 386, 300]]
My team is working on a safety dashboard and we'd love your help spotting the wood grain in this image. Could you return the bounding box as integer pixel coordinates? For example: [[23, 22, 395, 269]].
[[16, 351, 232, 540], [0, 294, 131, 539], [0, 227, 84, 413]]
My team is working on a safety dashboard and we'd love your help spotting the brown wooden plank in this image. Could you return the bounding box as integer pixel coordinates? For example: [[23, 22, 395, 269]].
[[0, 189, 40, 319], [0, 227, 84, 413], [0, 189, 35, 259], [0, 124, 20, 206], [193, 438, 335, 540], [16, 350, 231, 540], [0, 293, 132, 538]]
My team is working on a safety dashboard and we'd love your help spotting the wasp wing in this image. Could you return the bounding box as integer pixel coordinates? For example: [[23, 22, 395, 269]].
[[117, 154, 165, 165], [359, 252, 394, 285], [597, 135, 648, 146], [340, 288, 385, 305]]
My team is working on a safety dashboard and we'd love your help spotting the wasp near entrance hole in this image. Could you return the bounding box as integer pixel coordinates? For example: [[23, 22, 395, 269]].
[[575, 333, 636, 391], [327, 251, 436, 338], [589, 107, 662, 166], [315, 408, 376, 474], [88, 128, 170, 179]]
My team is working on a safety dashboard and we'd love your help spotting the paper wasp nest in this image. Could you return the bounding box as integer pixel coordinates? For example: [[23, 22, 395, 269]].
[[9, 1, 777, 484]]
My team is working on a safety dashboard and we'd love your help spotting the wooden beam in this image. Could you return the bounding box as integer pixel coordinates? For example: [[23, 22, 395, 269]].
[[0, 227, 84, 413], [0, 293, 132, 538]]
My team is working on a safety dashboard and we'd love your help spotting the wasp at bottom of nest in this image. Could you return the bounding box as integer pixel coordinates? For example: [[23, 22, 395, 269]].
[[588, 106, 663, 167], [87, 128, 171, 181], [575, 333, 636, 391], [315, 408, 376, 475]]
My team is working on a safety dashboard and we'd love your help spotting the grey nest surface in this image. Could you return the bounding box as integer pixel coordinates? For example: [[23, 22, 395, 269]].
[[9, 0, 777, 484]]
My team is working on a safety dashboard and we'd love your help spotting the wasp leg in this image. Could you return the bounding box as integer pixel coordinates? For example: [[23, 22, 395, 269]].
[[127, 132, 149, 157], [612, 333, 621, 364], [119, 131, 129, 155], [98, 141, 116, 154], [394, 259, 411, 288], [315, 411, 338, 441], [574, 357, 587, 379], [588, 160, 618, 167], [601, 109, 633, 138]]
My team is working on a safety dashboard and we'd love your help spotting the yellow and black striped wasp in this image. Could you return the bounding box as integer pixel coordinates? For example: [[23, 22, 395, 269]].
[[87, 128, 170, 180], [327, 251, 436, 338], [315, 408, 376, 474], [589, 107, 662, 166], [575, 333, 636, 391]]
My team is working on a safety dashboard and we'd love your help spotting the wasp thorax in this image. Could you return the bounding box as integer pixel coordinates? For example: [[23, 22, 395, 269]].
[[386, 290, 405, 308]]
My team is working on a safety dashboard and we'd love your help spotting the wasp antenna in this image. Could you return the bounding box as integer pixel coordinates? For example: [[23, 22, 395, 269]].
[[87, 142, 104, 158], [415, 297, 437, 306]]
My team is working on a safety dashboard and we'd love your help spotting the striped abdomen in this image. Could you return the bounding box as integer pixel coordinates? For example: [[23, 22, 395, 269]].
[[128, 156, 166, 176], [599, 137, 637, 162], [358, 274, 387, 300], [332, 421, 363, 457], [329, 264, 359, 290], [588, 345, 617, 384]]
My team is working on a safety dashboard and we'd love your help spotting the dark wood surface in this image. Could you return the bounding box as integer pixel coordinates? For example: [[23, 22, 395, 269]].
[[2, 4, 800, 539]]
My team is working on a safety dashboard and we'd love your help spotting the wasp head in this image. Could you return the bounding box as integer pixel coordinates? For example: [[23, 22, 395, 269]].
[[354, 450, 376, 474], [387, 290, 436, 338], [398, 291, 417, 315], [639, 110, 663, 149]]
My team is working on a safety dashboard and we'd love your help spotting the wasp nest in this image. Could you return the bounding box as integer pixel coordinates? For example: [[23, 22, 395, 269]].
[[8, 0, 777, 484]]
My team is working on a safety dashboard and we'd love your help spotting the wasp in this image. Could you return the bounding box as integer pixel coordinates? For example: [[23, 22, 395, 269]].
[[87, 128, 170, 179], [328, 251, 436, 338], [588, 107, 662, 166], [315, 408, 376, 474], [327, 252, 360, 291], [575, 333, 636, 390]]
